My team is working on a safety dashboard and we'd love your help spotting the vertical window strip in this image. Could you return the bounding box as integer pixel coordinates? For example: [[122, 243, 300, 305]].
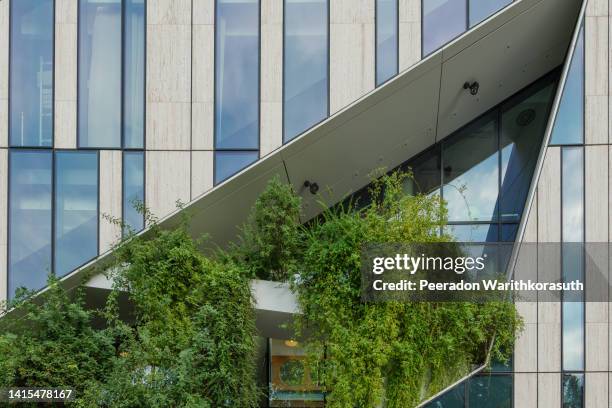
[[283, 0, 329, 143], [54, 151, 99, 277], [123, 151, 145, 235], [9, 0, 55, 147], [8, 150, 54, 298], [214, 0, 260, 184], [78, 0, 145, 148], [375, 0, 398, 86]]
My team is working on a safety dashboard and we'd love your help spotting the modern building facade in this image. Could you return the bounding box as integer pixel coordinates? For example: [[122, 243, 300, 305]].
[[0, 0, 610, 406]]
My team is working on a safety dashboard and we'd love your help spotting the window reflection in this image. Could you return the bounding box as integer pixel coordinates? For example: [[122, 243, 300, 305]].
[[551, 26, 584, 145], [500, 80, 556, 222], [562, 373, 584, 408], [123, 0, 146, 149], [215, 151, 259, 185], [444, 224, 499, 243], [54, 151, 99, 277], [8, 151, 53, 297], [215, 0, 259, 150], [123, 152, 145, 234], [469, 0, 512, 27], [9, 0, 54, 147], [424, 383, 464, 407], [423, 0, 466, 56], [468, 375, 512, 407], [284, 0, 328, 142], [376, 0, 398, 86], [443, 114, 499, 223], [78, 0, 122, 148]]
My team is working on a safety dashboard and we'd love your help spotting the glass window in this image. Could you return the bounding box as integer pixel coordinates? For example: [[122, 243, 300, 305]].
[[123, 152, 144, 234], [8, 151, 53, 297], [269, 339, 325, 406], [376, 0, 398, 86], [215, 0, 259, 150], [424, 384, 464, 407], [551, 25, 584, 145], [9, 0, 54, 147], [468, 375, 512, 407], [562, 373, 584, 408], [123, 0, 146, 149], [561, 147, 584, 371], [469, 0, 512, 28], [443, 113, 499, 223], [445, 224, 499, 242], [78, 0, 122, 148], [403, 146, 441, 196], [215, 151, 259, 185], [561, 147, 583, 242], [500, 79, 556, 222], [284, 0, 328, 142], [54, 151, 99, 277], [423, 0, 466, 56]]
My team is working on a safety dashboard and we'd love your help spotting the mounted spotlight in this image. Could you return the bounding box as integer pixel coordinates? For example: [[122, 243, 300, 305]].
[[463, 81, 480, 96], [303, 180, 319, 195]]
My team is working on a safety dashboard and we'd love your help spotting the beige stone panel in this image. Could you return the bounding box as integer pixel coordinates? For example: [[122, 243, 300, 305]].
[[54, 22, 77, 102], [538, 302, 561, 372], [330, 22, 375, 113], [146, 151, 191, 220], [0, 0, 8, 101], [191, 102, 214, 150], [537, 147, 560, 242], [192, 24, 214, 103], [331, 0, 374, 24], [0, 149, 7, 304], [261, 19, 283, 102], [147, 24, 191, 103], [537, 374, 560, 408], [193, 0, 215, 25], [586, 95, 608, 145], [514, 322, 537, 372], [610, 146, 612, 242], [54, 100, 77, 149], [261, 101, 283, 157], [399, 0, 420, 70], [99, 151, 123, 253], [586, 322, 608, 371], [147, 0, 191, 25], [0, 100, 6, 148], [191, 151, 213, 199], [517, 301, 537, 324], [585, 373, 608, 408], [514, 373, 537, 408], [587, 0, 608, 16], [261, 0, 283, 156], [56, 0, 78, 24], [585, 16, 607, 97], [147, 102, 191, 150], [585, 145, 608, 240]]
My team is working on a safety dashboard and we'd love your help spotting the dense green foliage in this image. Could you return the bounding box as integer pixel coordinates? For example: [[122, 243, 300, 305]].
[[0, 279, 115, 400], [249, 174, 521, 407], [0, 173, 522, 407], [0, 215, 260, 407]]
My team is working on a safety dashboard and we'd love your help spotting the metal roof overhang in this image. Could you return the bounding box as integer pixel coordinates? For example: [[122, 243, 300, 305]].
[[2, 0, 581, 321]]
